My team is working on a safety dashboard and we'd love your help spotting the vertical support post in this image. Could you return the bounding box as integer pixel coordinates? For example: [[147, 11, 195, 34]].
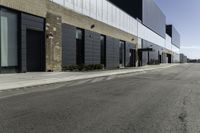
[[148, 50, 150, 65], [0, 8, 1, 73], [45, 12, 62, 72]]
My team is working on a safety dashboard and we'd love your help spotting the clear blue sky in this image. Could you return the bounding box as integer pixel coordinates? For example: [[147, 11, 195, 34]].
[[155, 0, 200, 59]]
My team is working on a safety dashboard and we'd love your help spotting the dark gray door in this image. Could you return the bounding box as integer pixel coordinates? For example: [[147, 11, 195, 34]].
[[100, 35, 106, 66], [167, 54, 172, 63], [119, 41, 125, 67], [130, 49, 135, 67], [76, 29, 84, 65], [26, 30, 45, 72]]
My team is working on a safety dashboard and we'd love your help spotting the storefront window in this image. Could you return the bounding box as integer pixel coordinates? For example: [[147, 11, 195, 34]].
[[0, 8, 18, 67]]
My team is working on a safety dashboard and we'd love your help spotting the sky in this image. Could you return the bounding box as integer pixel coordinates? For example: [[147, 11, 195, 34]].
[[155, 0, 200, 59]]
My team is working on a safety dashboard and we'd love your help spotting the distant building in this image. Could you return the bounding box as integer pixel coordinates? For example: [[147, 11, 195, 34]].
[[188, 59, 200, 63]]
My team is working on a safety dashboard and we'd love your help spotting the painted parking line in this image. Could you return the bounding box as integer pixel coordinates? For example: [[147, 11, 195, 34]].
[[90, 77, 105, 83], [106, 75, 118, 81], [68, 79, 92, 87]]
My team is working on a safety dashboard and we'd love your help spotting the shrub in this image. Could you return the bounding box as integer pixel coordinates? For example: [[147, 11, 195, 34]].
[[62, 64, 103, 72]]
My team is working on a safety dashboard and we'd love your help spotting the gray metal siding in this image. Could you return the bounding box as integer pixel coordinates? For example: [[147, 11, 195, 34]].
[[166, 25, 180, 48], [84, 30, 101, 65], [108, 0, 166, 38], [62, 23, 76, 66], [108, 0, 141, 19], [142, 40, 162, 65], [21, 13, 44, 72], [113, 39, 120, 68], [106, 36, 119, 69], [105, 37, 113, 68], [142, 0, 166, 38], [162, 53, 167, 63], [125, 42, 135, 67], [172, 26, 181, 47]]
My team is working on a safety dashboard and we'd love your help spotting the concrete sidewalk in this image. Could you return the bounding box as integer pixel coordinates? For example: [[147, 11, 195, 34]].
[[0, 64, 179, 91]]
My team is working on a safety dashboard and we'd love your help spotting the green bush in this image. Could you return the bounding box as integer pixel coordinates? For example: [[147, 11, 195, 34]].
[[62, 64, 103, 72], [149, 59, 160, 65]]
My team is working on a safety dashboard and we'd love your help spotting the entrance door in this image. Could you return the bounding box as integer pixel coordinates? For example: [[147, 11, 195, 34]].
[[100, 35, 106, 67], [119, 41, 125, 67], [138, 50, 142, 67], [76, 29, 84, 65], [130, 49, 135, 67], [159, 55, 162, 64], [26, 30, 45, 72], [167, 54, 172, 63], [158, 51, 161, 64]]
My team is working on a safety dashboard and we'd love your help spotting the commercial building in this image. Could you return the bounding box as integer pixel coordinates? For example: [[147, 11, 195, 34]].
[[109, 0, 181, 65], [0, 0, 181, 73]]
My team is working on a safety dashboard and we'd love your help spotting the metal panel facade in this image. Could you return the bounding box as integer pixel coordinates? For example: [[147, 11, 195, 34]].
[[108, 0, 139, 19], [142, 0, 166, 38], [108, 0, 166, 38], [125, 42, 135, 67], [166, 25, 180, 48], [21, 13, 44, 72], [142, 40, 162, 65], [165, 34, 180, 54], [62, 23, 76, 66], [138, 22, 165, 48], [49, 0, 180, 67], [106, 36, 119, 69], [172, 45, 180, 54], [165, 34, 172, 51], [84, 30, 101, 65], [50, 0, 138, 36]]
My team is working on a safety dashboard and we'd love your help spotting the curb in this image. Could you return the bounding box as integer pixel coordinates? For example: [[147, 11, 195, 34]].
[[0, 64, 179, 92]]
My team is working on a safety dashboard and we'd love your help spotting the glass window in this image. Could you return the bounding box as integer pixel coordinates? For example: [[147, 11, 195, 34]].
[[76, 28, 83, 40], [1, 9, 18, 67]]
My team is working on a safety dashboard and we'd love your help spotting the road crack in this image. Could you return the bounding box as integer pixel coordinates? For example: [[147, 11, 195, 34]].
[[178, 89, 192, 133]]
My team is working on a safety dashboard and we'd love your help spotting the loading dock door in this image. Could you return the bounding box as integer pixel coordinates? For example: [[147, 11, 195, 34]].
[[26, 30, 45, 72]]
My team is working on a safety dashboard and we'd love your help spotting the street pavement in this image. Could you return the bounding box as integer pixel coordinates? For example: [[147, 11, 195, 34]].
[[0, 64, 200, 133], [0, 64, 178, 91]]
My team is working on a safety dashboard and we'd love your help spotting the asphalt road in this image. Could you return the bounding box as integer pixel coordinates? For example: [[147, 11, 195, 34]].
[[0, 64, 200, 133]]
